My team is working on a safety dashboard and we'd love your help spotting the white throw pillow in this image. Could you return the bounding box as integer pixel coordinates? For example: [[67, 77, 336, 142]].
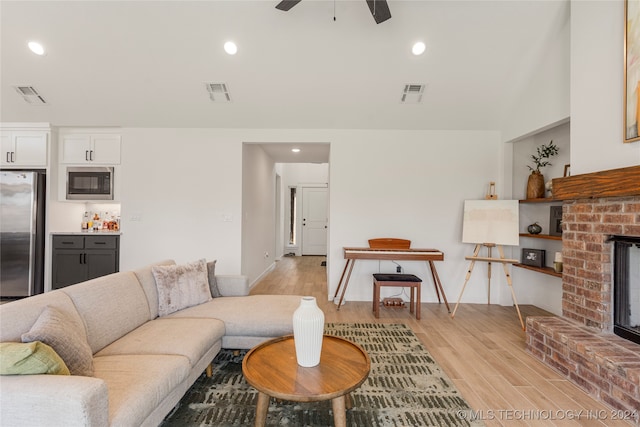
[[152, 258, 212, 317]]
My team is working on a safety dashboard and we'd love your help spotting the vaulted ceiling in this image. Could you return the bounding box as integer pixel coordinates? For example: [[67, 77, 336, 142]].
[[1, 0, 569, 131]]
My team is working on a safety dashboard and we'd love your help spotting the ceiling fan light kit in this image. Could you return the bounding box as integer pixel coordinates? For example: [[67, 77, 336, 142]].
[[275, 0, 391, 24]]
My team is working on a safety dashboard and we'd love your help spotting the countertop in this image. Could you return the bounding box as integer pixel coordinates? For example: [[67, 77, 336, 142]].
[[50, 231, 122, 235]]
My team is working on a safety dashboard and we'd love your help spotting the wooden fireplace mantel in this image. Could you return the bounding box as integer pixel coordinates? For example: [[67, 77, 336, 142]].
[[552, 165, 640, 200]]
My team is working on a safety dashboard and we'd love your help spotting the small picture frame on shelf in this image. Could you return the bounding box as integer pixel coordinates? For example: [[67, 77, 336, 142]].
[[522, 248, 545, 268], [564, 164, 571, 177], [549, 205, 563, 236]]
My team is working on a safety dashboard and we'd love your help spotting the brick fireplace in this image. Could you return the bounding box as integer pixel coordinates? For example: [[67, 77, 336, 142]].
[[526, 166, 640, 419]]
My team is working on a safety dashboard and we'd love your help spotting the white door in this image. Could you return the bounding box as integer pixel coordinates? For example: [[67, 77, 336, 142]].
[[301, 187, 328, 255]]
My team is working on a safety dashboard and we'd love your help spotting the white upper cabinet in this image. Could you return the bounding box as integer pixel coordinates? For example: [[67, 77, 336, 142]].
[[61, 133, 121, 164], [0, 130, 48, 167]]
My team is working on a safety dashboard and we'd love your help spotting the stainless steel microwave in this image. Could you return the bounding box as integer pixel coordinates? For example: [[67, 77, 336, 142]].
[[66, 167, 114, 200]]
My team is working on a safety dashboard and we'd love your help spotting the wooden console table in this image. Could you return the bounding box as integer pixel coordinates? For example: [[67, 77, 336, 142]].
[[333, 247, 450, 312]]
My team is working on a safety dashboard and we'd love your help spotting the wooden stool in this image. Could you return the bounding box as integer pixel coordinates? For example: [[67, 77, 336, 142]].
[[372, 273, 422, 320]]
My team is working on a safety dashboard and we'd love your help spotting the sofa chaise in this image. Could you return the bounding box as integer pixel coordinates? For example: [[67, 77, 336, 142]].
[[0, 259, 303, 427]]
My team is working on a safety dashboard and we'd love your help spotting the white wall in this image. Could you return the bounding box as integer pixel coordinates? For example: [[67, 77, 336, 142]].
[[571, 0, 640, 174], [118, 128, 242, 273], [501, 0, 570, 144], [109, 127, 514, 306], [328, 129, 510, 305], [242, 144, 277, 285], [512, 122, 571, 201]]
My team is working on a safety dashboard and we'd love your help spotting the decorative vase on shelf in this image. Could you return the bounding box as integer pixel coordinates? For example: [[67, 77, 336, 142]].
[[527, 222, 542, 234], [292, 296, 325, 367], [526, 171, 545, 199]]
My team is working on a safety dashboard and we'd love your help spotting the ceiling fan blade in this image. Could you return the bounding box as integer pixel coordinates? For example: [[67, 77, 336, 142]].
[[365, 0, 391, 24], [276, 0, 302, 11]]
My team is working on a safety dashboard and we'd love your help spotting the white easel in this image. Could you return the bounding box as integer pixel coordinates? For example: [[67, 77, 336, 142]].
[[451, 187, 525, 331]]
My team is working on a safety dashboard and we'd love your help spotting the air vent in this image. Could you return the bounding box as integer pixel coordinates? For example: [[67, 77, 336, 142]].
[[13, 86, 48, 105], [205, 83, 232, 103], [400, 84, 426, 104]]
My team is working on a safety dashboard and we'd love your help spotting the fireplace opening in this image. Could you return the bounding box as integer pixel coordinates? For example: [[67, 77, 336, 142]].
[[611, 235, 640, 345]]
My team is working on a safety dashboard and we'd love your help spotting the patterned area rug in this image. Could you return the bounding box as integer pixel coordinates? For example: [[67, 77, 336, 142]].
[[161, 323, 484, 426]]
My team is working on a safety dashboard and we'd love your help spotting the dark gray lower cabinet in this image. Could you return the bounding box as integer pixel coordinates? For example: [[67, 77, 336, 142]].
[[52, 235, 119, 289]]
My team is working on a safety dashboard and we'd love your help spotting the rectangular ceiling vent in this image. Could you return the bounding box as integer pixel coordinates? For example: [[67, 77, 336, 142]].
[[13, 86, 48, 105], [400, 84, 426, 104], [205, 83, 232, 103]]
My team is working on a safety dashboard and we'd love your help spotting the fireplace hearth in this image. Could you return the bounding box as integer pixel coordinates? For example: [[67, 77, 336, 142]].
[[526, 165, 640, 417], [611, 235, 640, 345]]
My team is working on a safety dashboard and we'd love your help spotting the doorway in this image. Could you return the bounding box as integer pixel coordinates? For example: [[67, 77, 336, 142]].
[[301, 186, 328, 255], [241, 142, 329, 284]]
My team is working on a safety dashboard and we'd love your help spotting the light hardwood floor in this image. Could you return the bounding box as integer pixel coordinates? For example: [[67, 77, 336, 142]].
[[250, 256, 635, 427]]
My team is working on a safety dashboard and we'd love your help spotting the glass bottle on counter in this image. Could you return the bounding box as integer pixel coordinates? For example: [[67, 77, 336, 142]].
[[92, 213, 100, 231], [81, 212, 89, 231]]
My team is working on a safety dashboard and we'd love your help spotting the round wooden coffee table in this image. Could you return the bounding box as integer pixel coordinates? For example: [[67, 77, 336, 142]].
[[242, 334, 370, 427]]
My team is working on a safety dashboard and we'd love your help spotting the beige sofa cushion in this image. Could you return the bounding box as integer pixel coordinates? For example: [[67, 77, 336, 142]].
[[0, 290, 84, 343], [63, 272, 151, 354], [93, 354, 190, 427], [95, 317, 225, 366], [168, 294, 301, 338], [0, 374, 109, 426]]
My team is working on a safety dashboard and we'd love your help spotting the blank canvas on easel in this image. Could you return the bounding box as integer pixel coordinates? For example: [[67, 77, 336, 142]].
[[462, 200, 519, 247]]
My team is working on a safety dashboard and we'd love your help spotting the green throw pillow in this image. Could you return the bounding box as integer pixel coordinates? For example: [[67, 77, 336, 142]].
[[0, 341, 70, 375]]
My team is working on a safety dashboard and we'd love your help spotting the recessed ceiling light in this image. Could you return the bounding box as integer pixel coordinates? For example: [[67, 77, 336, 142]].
[[291, 148, 301, 153], [224, 41, 237, 55], [412, 41, 426, 56], [28, 41, 45, 56]]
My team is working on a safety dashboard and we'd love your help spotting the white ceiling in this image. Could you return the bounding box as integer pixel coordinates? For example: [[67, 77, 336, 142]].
[[254, 142, 330, 163], [1, 0, 569, 135]]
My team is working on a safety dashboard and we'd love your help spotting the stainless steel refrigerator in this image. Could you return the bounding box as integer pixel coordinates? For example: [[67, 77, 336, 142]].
[[0, 170, 45, 297]]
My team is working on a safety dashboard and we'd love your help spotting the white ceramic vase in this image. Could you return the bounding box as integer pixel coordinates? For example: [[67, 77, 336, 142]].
[[292, 296, 325, 367]]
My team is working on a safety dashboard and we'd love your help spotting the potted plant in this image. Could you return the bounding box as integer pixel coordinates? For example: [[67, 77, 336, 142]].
[[526, 140, 558, 199]]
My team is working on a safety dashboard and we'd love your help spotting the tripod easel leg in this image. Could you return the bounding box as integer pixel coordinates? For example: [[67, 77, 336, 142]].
[[497, 245, 525, 331], [451, 244, 481, 318], [486, 245, 492, 304]]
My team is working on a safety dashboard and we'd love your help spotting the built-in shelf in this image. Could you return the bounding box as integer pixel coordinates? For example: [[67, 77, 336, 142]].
[[513, 263, 562, 278], [518, 198, 564, 278], [519, 233, 562, 241]]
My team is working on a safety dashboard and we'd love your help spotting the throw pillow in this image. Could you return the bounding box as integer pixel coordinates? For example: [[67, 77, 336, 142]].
[[0, 341, 70, 375], [207, 259, 221, 298], [21, 306, 94, 376], [152, 258, 212, 317]]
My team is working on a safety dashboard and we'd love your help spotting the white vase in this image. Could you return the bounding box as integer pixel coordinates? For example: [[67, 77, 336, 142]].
[[292, 296, 325, 367]]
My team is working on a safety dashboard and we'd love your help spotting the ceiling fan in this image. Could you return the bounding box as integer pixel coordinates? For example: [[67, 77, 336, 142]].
[[275, 0, 391, 24]]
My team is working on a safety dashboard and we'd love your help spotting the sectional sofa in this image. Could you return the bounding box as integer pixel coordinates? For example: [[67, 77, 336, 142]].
[[0, 259, 303, 427]]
